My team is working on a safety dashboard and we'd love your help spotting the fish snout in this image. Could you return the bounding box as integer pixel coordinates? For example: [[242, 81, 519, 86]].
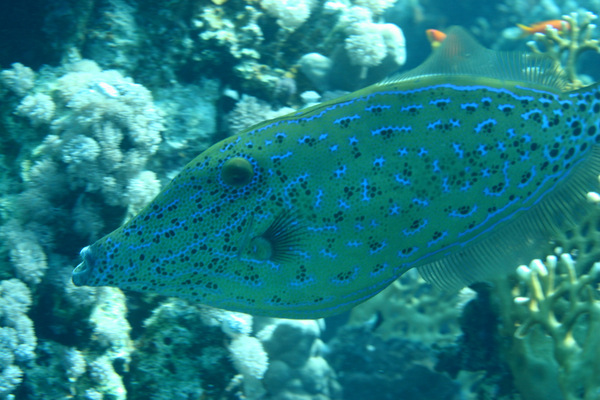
[[72, 246, 94, 286]]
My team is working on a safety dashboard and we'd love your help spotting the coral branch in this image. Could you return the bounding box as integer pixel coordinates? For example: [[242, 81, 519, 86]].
[[526, 11, 600, 88], [513, 254, 600, 400]]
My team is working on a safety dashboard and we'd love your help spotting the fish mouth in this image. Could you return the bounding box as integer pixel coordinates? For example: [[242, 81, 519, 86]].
[[72, 246, 94, 286]]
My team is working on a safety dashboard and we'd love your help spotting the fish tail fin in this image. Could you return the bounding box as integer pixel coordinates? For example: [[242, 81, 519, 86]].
[[517, 23, 533, 36]]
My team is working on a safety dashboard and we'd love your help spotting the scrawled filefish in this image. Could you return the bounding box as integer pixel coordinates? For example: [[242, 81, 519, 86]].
[[72, 27, 600, 319]]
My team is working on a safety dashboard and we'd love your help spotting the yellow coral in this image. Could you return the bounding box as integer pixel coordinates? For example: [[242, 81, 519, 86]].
[[512, 254, 600, 400]]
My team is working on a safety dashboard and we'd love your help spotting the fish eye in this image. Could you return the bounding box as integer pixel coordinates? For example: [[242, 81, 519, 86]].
[[221, 157, 254, 187]]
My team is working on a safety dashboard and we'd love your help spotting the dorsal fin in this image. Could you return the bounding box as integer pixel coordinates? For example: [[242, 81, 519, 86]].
[[380, 26, 568, 92]]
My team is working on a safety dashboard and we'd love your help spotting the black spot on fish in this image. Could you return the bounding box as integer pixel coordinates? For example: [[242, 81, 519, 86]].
[[294, 265, 309, 283], [458, 205, 471, 215], [334, 269, 354, 282], [565, 147, 575, 160], [337, 118, 352, 128], [372, 263, 386, 274], [435, 100, 449, 109], [588, 125, 597, 136], [571, 120, 582, 136]]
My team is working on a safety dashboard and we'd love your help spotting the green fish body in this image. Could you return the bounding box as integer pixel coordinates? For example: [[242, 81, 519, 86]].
[[73, 27, 600, 318]]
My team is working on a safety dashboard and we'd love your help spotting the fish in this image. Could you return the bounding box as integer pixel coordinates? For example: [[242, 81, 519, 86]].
[[72, 26, 600, 319], [426, 29, 447, 49], [517, 19, 570, 36]]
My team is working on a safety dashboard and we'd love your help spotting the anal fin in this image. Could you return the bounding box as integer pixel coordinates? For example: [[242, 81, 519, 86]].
[[418, 146, 600, 290]]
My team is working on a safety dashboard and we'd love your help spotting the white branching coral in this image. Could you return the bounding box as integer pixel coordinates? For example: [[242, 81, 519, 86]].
[[14, 58, 165, 210], [89, 288, 133, 361], [345, 23, 387, 67], [227, 94, 295, 135], [228, 335, 269, 380], [88, 355, 127, 400], [328, 4, 406, 78], [1, 222, 49, 285], [54, 62, 163, 157], [196, 5, 264, 60], [16, 93, 55, 126], [0, 63, 35, 96], [353, 0, 398, 15], [259, 0, 317, 31], [61, 135, 102, 165], [0, 279, 36, 398], [65, 348, 87, 382], [9, 240, 48, 286], [124, 170, 161, 219]]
